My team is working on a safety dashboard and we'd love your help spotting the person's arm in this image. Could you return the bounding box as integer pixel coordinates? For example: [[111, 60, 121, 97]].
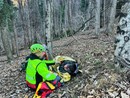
[[37, 62, 56, 81], [44, 60, 55, 66]]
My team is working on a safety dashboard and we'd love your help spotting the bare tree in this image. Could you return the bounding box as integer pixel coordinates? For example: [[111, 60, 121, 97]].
[[103, 0, 106, 27], [68, 0, 72, 34], [45, 0, 53, 59], [13, 13, 19, 57], [18, 0, 28, 48], [1, 20, 13, 61], [24, 0, 31, 46], [0, 0, 13, 61], [38, 0, 46, 44], [64, 0, 69, 35], [108, 0, 117, 33], [95, 0, 100, 35]]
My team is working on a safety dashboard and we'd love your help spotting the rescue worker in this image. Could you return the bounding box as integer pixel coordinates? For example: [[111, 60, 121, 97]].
[[25, 44, 62, 97]]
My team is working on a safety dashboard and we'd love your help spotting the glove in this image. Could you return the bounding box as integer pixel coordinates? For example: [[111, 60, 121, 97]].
[[55, 75, 61, 82], [52, 76, 61, 88]]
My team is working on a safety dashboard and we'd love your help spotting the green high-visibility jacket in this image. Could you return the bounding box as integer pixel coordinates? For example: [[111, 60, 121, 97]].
[[26, 55, 56, 85]]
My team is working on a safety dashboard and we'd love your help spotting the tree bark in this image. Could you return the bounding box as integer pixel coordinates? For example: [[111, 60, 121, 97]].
[[13, 15, 19, 57], [103, 0, 106, 27], [64, 0, 68, 34], [39, 0, 46, 44], [95, 0, 100, 36], [1, 22, 13, 61], [25, 0, 31, 46], [45, 0, 53, 59], [68, 0, 72, 33], [108, 0, 117, 33], [18, 0, 28, 48]]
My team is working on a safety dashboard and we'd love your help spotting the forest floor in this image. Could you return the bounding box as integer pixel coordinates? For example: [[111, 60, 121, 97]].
[[0, 33, 130, 98]]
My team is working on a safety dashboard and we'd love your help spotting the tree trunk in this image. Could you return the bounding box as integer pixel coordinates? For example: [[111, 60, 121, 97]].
[[13, 15, 19, 57], [64, 0, 68, 34], [68, 0, 72, 34], [45, 0, 53, 59], [108, 0, 117, 33], [52, 0, 56, 39], [1, 24, 13, 61], [39, 0, 46, 44], [18, 0, 27, 48], [25, 0, 31, 46], [103, 0, 106, 27], [95, 0, 100, 36]]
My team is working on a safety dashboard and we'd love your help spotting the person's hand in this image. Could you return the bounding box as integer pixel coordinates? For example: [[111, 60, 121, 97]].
[[52, 75, 61, 85], [52, 75, 62, 88], [55, 75, 61, 81]]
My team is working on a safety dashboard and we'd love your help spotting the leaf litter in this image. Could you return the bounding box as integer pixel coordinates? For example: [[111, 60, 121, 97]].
[[0, 33, 130, 98]]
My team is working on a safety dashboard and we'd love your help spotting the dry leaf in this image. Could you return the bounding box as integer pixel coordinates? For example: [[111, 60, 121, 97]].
[[121, 92, 129, 98], [127, 88, 130, 95], [87, 95, 94, 98], [24, 95, 28, 98]]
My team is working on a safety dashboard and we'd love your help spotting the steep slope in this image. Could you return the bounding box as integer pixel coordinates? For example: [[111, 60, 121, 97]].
[[0, 33, 130, 98]]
